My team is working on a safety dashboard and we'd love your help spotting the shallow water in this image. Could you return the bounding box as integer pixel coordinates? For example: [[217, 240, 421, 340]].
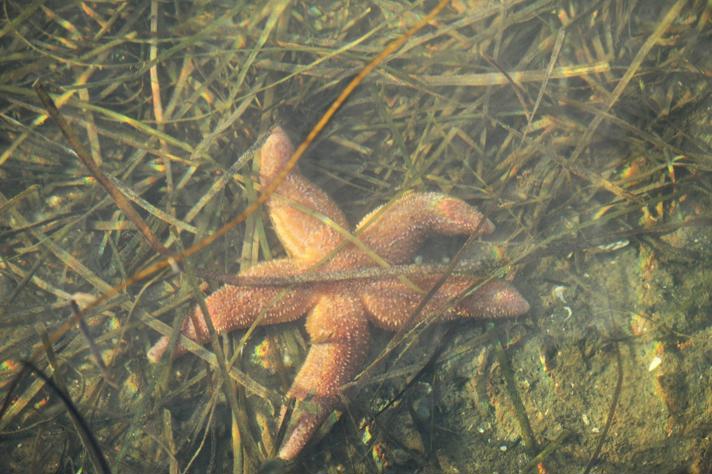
[[1, 1, 710, 473]]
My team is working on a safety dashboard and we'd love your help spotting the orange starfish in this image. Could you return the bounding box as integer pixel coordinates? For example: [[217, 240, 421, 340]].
[[147, 126, 530, 461]]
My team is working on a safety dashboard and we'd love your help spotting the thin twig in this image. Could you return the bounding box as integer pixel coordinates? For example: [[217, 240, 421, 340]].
[[33, 82, 171, 256]]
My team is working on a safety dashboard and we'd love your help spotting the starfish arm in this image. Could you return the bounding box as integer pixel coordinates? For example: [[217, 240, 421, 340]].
[[147, 259, 317, 363], [338, 192, 495, 266], [278, 292, 369, 460], [259, 126, 349, 261], [360, 276, 530, 331]]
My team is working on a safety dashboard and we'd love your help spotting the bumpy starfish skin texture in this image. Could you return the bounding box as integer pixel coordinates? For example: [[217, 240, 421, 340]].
[[147, 126, 530, 461]]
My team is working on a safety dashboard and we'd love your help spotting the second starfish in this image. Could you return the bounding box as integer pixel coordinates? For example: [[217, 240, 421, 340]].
[[148, 126, 530, 461]]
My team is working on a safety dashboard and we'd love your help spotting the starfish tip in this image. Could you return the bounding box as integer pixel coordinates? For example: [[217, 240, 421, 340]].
[[488, 281, 530, 317], [147, 336, 168, 364], [432, 194, 495, 235], [260, 126, 295, 180]]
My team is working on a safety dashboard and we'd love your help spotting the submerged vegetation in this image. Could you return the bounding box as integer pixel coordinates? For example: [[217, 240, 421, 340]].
[[1, 1, 711, 473]]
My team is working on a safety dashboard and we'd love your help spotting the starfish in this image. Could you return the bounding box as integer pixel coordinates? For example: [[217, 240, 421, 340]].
[[147, 126, 530, 461]]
